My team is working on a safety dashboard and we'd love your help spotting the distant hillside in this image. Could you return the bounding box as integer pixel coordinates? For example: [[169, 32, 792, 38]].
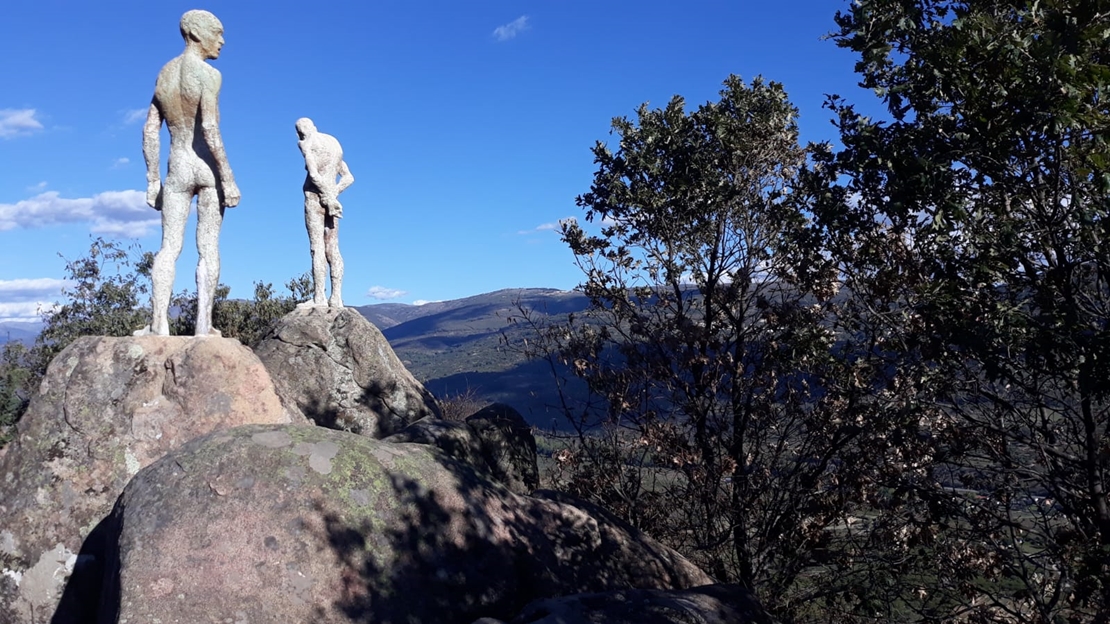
[[356, 288, 587, 333], [354, 288, 588, 428], [0, 322, 42, 345]]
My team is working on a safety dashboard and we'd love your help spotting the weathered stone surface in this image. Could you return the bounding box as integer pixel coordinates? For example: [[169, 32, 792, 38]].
[[255, 307, 440, 437], [383, 409, 541, 496], [508, 584, 773, 624], [0, 336, 294, 623], [103, 424, 710, 623], [466, 404, 539, 495]]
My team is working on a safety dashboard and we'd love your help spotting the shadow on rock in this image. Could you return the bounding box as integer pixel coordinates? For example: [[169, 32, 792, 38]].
[[100, 425, 710, 623], [49, 514, 118, 624]]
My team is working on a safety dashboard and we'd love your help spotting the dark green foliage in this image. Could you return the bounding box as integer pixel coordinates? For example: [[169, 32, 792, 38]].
[[0, 238, 152, 447], [0, 341, 32, 445], [532, 2, 1110, 621], [526, 76, 907, 619], [799, 0, 1110, 620], [171, 273, 311, 346], [34, 238, 152, 369]]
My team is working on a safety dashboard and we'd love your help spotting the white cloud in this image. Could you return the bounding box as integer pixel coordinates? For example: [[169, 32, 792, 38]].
[[0, 109, 44, 138], [518, 216, 575, 235], [366, 286, 407, 300], [0, 190, 160, 237], [111, 157, 130, 169], [122, 108, 147, 124], [493, 16, 530, 41], [0, 279, 67, 323], [0, 278, 68, 302], [0, 301, 56, 323], [26, 181, 47, 193]]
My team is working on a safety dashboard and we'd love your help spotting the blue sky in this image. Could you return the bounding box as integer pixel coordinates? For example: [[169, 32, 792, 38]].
[[0, 0, 879, 322]]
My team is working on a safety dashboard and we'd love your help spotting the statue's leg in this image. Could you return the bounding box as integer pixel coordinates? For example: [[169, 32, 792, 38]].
[[195, 187, 225, 337], [147, 191, 191, 336], [304, 192, 328, 305], [324, 214, 343, 308]]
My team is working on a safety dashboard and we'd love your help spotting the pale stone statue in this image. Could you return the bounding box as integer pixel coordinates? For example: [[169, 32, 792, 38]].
[[296, 117, 354, 308], [137, 9, 240, 337]]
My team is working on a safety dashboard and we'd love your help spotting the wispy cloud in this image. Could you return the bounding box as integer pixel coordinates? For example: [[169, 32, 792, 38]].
[[0, 190, 159, 237], [412, 300, 440, 306], [0, 109, 44, 139], [493, 15, 530, 42], [517, 216, 576, 235], [0, 278, 69, 301], [0, 301, 56, 323], [366, 286, 407, 300], [111, 157, 130, 169], [0, 279, 68, 323], [26, 181, 47, 193], [122, 108, 147, 124]]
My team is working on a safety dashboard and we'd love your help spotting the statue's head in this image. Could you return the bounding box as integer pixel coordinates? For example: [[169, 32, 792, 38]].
[[180, 10, 224, 60], [295, 118, 317, 140]]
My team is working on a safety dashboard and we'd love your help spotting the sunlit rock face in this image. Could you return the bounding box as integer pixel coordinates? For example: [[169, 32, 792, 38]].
[[0, 335, 294, 623]]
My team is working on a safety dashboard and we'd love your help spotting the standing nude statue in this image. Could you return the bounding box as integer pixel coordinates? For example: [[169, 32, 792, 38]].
[[296, 118, 354, 308], [138, 9, 240, 336]]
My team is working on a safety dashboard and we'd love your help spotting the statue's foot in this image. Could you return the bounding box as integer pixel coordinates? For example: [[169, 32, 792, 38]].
[[296, 300, 328, 310], [328, 297, 344, 309], [133, 324, 170, 337]]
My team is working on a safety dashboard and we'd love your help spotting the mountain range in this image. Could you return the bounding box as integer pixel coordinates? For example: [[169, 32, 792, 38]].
[[355, 288, 588, 429]]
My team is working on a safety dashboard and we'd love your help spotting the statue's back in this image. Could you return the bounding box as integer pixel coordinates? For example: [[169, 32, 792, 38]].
[[153, 54, 219, 187]]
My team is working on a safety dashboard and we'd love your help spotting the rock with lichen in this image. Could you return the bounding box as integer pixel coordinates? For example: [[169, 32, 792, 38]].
[[0, 336, 295, 624], [100, 424, 711, 624], [255, 307, 441, 438]]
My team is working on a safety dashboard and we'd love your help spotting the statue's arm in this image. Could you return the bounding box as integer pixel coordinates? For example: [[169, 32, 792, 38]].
[[199, 68, 240, 207], [142, 102, 162, 209], [302, 147, 334, 196], [336, 159, 354, 195]]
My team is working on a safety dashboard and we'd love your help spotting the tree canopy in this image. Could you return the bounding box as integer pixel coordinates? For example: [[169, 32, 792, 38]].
[[531, 1, 1110, 621], [820, 0, 1110, 619]]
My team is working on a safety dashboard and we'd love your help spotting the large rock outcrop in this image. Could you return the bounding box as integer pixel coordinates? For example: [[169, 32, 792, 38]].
[[255, 307, 440, 437], [0, 336, 295, 624], [101, 424, 711, 623]]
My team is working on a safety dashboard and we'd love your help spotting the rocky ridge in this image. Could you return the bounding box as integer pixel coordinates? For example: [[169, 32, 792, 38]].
[[0, 311, 769, 623]]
